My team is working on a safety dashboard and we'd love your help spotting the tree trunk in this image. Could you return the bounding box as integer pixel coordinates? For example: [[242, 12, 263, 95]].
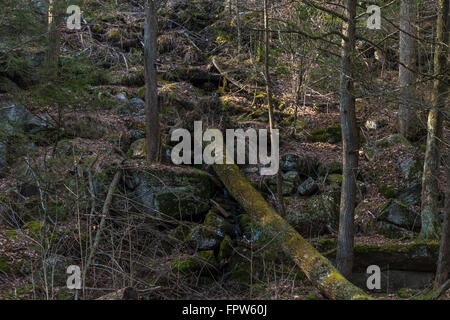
[[398, 0, 418, 140], [44, 0, 61, 81], [263, 0, 285, 215], [236, 0, 241, 54], [420, 0, 449, 239], [435, 150, 450, 289], [212, 162, 370, 300], [336, 0, 358, 279], [144, 0, 160, 163]]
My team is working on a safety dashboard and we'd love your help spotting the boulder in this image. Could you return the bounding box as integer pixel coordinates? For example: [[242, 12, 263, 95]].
[[363, 134, 411, 162], [203, 210, 233, 237], [281, 154, 299, 171], [326, 242, 440, 273], [123, 162, 215, 220], [378, 199, 421, 231], [286, 191, 339, 237], [187, 225, 222, 251], [297, 177, 318, 196]]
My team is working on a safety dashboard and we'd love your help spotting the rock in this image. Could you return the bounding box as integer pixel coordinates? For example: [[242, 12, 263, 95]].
[[115, 92, 128, 103], [171, 250, 217, 274], [0, 142, 7, 177], [129, 129, 145, 141], [203, 210, 233, 237], [281, 154, 318, 176], [124, 162, 214, 220], [128, 138, 146, 158], [269, 179, 296, 196], [310, 125, 342, 143], [283, 170, 300, 184], [397, 153, 422, 185], [317, 161, 342, 176], [377, 220, 414, 239], [378, 199, 421, 231], [326, 242, 440, 273], [286, 191, 339, 237], [363, 134, 411, 161], [0, 76, 20, 93], [327, 173, 343, 184], [129, 97, 145, 113], [281, 154, 299, 171], [297, 177, 318, 196], [64, 115, 110, 139], [187, 225, 222, 250], [0, 99, 32, 124], [397, 181, 421, 206], [24, 114, 53, 134], [217, 235, 233, 262]]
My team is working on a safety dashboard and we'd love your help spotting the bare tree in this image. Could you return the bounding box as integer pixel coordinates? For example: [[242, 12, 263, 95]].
[[398, 0, 418, 140], [44, 0, 61, 81], [336, 0, 358, 279], [435, 150, 450, 289], [144, 0, 160, 162], [432, 0, 450, 284], [263, 0, 285, 215], [420, 0, 449, 239], [236, 0, 242, 54]]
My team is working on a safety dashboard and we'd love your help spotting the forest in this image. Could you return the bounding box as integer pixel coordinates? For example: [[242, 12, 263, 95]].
[[0, 0, 448, 301]]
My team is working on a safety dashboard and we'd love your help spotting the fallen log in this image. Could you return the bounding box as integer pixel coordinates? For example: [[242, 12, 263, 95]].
[[212, 162, 371, 300]]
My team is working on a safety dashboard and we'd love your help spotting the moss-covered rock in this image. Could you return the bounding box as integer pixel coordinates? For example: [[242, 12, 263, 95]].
[[297, 177, 318, 196], [218, 235, 233, 262], [326, 242, 440, 273], [187, 225, 222, 251], [203, 210, 233, 237], [310, 125, 342, 143], [123, 162, 215, 220], [128, 138, 146, 158], [286, 191, 339, 237], [378, 199, 421, 231], [171, 250, 217, 274], [318, 161, 342, 176]]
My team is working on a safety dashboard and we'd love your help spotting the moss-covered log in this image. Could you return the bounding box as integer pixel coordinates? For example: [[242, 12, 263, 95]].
[[212, 162, 371, 300]]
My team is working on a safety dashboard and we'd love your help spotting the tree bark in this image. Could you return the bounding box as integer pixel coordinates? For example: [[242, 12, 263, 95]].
[[263, 0, 285, 215], [435, 150, 450, 289], [420, 0, 449, 239], [144, 0, 160, 163], [44, 0, 61, 81], [212, 162, 371, 300], [236, 0, 242, 54], [336, 0, 358, 279], [398, 0, 418, 140]]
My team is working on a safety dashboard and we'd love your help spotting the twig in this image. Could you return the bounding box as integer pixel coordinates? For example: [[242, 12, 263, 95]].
[[82, 170, 122, 289]]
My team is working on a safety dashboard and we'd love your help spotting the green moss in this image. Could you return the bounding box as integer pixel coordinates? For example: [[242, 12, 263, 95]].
[[304, 291, 321, 300], [137, 86, 146, 100], [107, 28, 120, 41], [396, 288, 415, 298], [6, 228, 17, 240], [327, 174, 343, 184], [0, 257, 10, 273], [378, 184, 397, 198], [218, 235, 232, 262], [310, 126, 342, 143], [23, 220, 43, 238], [171, 250, 216, 274]]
